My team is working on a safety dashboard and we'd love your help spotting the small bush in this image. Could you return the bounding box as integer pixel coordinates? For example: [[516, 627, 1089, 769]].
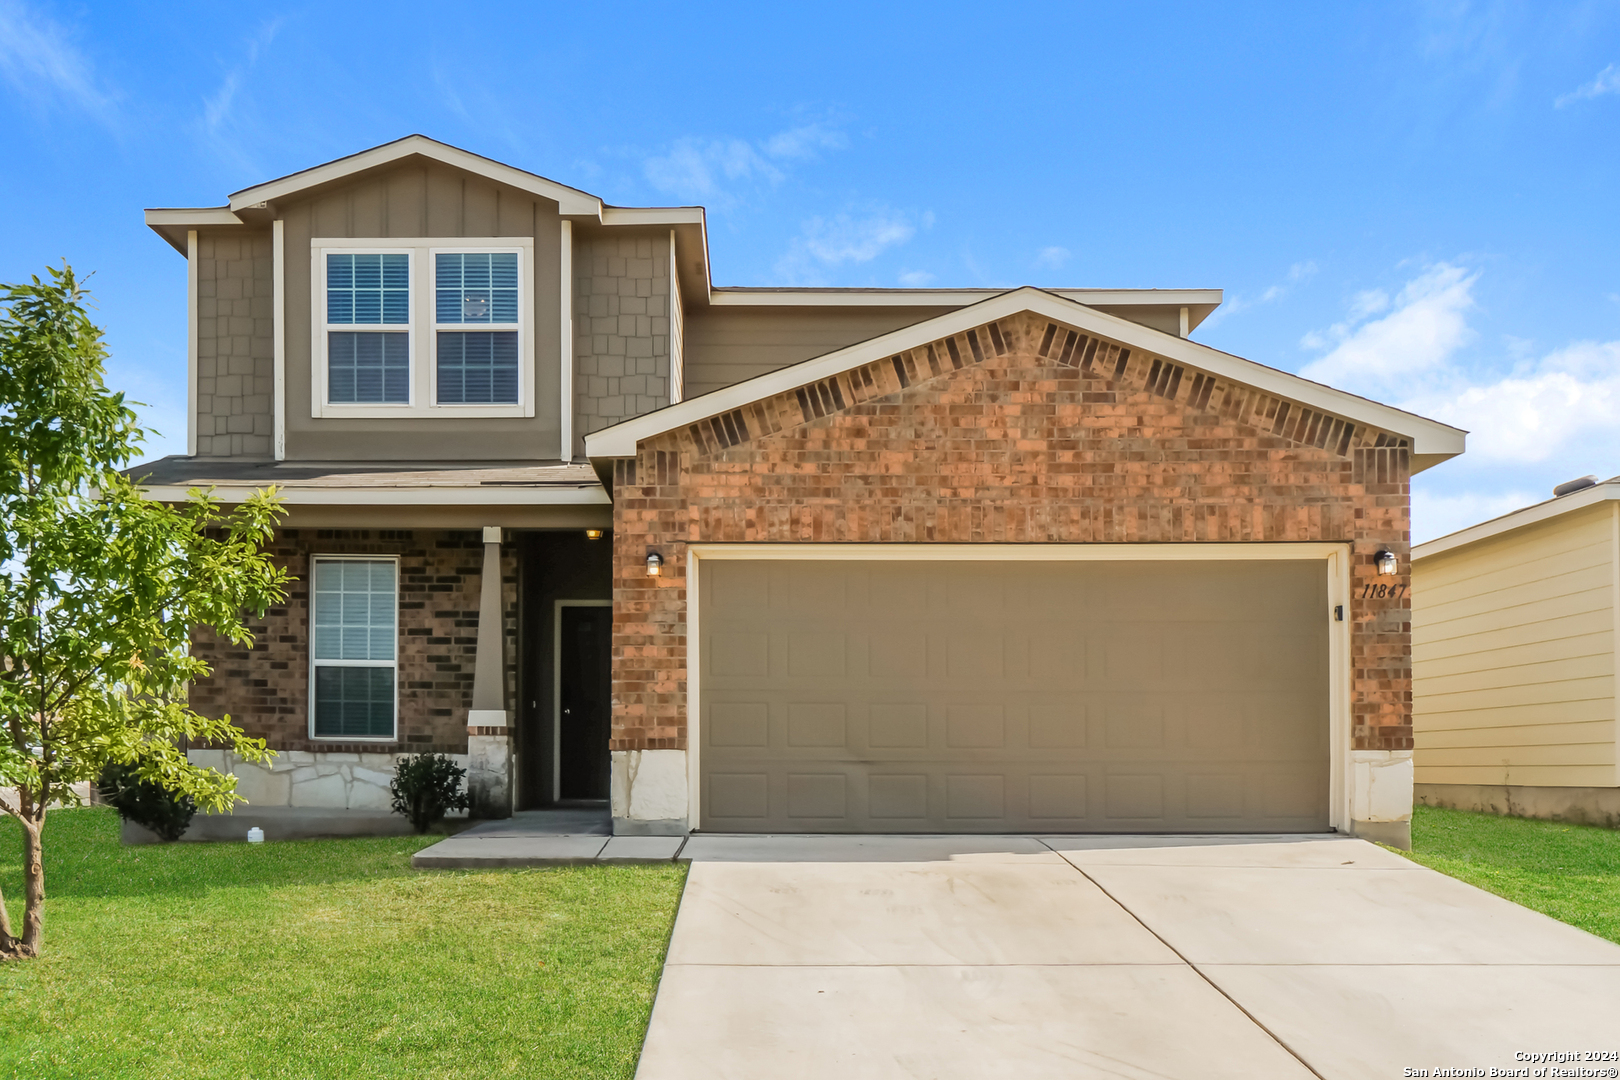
[[98, 761, 198, 841], [390, 754, 470, 833]]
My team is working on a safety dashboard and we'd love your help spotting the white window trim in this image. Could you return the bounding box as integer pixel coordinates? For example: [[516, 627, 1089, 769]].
[[308, 554, 401, 743], [310, 237, 536, 419], [429, 245, 530, 412]]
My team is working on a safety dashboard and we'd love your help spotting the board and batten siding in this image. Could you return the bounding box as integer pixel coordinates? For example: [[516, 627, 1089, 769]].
[[679, 305, 956, 400], [1413, 501, 1619, 788], [276, 160, 565, 462]]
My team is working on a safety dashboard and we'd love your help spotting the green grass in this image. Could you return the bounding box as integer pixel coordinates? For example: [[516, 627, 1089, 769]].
[[0, 807, 686, 1079], [1403, 805, 1620, 945]]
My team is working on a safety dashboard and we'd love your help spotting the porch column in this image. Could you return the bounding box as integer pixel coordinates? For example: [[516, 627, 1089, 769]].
[[466, 526, 512, 818]]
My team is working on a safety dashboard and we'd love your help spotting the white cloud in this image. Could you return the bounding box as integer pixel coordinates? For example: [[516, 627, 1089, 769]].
[[1412, 488, 1540, 545], [195, 20, 282, 174], [644, 138, 782, 199], [643, 121, 847, 202], [802, 213, 914, 264], [773, 210, 922, 284], [898, 269, 935, 287], [0, 0, 115, 120], [1298, 263, 1477, 392], [1303, 262, 1620, 541], [762, 121, 847, 160], [1404, 341, 1620, 465], [1035, 246, 1070, 270], [1555, 63, 1620, 108], [1204, 260, 1318, 327]]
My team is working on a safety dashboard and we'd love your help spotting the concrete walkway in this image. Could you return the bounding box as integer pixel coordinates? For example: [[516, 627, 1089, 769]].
[[411, 808, 686, 867], [634, 834, 1620, 1080]]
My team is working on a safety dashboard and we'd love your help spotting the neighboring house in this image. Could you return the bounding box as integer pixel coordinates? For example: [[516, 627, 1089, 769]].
[[136, 135, 1464, 847], [1413, 476, 1620, 827]]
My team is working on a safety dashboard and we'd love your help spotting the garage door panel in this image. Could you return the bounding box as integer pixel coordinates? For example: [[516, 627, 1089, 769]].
[[700, 559, 1330, 833]]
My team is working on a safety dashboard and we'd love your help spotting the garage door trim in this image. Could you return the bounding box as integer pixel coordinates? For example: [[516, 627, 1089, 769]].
[[686, 543, 1354, 833]]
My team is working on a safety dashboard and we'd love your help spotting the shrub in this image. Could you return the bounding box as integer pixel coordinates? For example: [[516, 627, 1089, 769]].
[[98, 761, 198, 841], [390, 754, 470, 833]]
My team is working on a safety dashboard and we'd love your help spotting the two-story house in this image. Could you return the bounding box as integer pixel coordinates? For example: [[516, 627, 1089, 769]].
[[138, 136, 1464, 847]]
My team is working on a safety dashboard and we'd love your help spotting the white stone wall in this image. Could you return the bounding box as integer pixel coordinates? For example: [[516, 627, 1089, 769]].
[[187, 749, 470, 812], [1350, 749, 1414, 824], [611, 748, 688, 833]]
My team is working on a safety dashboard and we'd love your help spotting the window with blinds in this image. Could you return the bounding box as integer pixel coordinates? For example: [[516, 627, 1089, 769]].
[[434, 252, 521, 404], [310, 558, 398, 740], [325, 253, 411, 404]]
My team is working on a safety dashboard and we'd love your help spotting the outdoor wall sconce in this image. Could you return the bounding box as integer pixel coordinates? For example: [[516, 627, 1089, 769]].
[[584, 529, 604, 540], [646, 551, 664, 577], [1375, 549, 1398, 576]]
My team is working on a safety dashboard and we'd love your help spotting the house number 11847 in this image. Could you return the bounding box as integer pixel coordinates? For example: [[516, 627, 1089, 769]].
[[1361, 583, 1407, 599]]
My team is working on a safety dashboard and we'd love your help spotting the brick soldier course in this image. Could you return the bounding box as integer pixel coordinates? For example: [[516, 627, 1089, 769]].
[[611, 311, 1412, 758]]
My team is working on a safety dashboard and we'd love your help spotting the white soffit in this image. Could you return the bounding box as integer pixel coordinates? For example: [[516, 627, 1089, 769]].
[[226, 135, 604, 216], [1414, 480, 1620, 561], [585, 286, 1467, 469], [708, 287, 1223, 308], [137, 484, 611, 507]]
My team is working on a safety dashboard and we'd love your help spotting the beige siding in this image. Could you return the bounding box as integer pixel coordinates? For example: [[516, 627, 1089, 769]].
[[1413, 502, 1618, 787], [571, 228, 672, 455], [277, 160, 564, 462], [195, 230, 274, 457], [681, 305, 954, 398]]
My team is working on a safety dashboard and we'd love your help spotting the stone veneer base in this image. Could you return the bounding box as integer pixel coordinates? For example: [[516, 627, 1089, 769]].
[[121, 806, 473, 845]]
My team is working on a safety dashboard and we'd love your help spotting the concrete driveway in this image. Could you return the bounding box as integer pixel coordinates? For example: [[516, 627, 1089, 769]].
[[635, 834, 1620, 1079]]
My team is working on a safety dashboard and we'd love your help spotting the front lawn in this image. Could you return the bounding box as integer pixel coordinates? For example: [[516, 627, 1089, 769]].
[[1403, 805, 1620, 945], [0, 808, 686, 1079]]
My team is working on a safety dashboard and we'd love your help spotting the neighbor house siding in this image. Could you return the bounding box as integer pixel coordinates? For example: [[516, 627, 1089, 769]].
[[276, 161, 565, 462], [572, 228, 672, 454], [195, 229, 274, 458], [189, 528, 518, 756], [1413, 503, 1619, 788], [610, 310, 1413, 756]]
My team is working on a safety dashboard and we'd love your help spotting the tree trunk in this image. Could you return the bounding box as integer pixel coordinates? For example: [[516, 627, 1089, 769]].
[[1, 809, 44, 960]]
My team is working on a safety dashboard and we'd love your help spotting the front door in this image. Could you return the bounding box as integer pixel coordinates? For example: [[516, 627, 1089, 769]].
[[559, 604, 612, 800]]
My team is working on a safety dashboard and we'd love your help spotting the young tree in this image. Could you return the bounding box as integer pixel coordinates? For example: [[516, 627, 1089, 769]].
[[0, 265, 288, 959]]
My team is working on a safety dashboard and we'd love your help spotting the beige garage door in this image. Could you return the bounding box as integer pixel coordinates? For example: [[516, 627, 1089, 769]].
[[699, 559, 1330, 833]]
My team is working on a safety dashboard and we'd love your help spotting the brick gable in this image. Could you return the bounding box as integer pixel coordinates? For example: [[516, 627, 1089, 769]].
[[611, 310, 1412, 756]]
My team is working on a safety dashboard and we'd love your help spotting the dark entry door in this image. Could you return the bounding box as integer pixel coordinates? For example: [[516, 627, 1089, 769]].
[[559, 605, 612, 800]]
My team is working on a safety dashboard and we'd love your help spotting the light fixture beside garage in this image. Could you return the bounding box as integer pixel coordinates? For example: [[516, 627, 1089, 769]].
[[584, 529, 604, 540], [1375, 549, 1398, 576], [646, 551, 664, 577]]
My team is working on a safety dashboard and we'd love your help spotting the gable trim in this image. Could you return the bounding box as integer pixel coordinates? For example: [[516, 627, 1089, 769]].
[[227, 135, 604, 216], [584, 287, 1466, 470]]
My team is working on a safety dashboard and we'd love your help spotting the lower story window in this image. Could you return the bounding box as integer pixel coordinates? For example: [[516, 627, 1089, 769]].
[[437, 331, 519, 404], [329, 332, 410, 404], [311, 557, 397, 739]]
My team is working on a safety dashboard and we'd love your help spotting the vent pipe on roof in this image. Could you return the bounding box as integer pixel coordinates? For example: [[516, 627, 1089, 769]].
[[1553, 475, 1600, 497]]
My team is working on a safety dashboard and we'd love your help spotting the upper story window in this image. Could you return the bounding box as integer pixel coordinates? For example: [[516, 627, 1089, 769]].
[[325, 253, 411, 405], [312, 239, 534, 419], [434, 253, 520, 405]]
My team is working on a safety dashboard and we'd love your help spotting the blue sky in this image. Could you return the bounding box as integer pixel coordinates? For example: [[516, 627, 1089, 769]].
[[2, 1, 1618, 542]]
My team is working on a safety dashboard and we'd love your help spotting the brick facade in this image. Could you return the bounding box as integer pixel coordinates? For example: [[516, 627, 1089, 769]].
[[611, 311, 1412, 756], [190, 529, 517, 755]]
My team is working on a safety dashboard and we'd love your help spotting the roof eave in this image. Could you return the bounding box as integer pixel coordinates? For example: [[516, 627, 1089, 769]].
[[143, 207, 245, 254], [1414, 482, 1620, 561]]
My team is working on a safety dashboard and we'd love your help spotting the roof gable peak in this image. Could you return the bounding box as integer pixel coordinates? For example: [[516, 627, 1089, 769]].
[[585, 287, 1466, 472], [226, 134, 605, 216]]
